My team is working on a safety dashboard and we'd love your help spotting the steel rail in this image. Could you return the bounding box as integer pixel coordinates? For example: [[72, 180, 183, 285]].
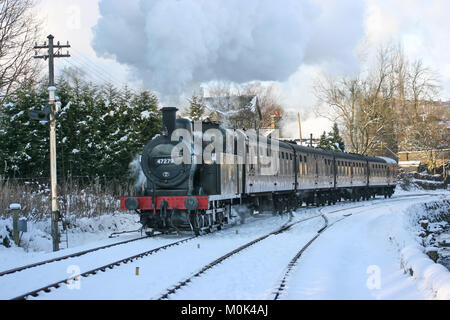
[[11, 235, 198, 300], [271, 193, 435, 300], [0, 235, 152, 278], [155, 213, 322, 300]]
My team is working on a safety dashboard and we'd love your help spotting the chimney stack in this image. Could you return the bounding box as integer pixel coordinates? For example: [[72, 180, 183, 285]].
[[161, 107, 178, 136]]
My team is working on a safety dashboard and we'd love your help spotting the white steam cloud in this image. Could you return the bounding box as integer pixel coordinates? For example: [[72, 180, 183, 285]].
[[92, 0, 365, 95], [129, 154, 146, 190]]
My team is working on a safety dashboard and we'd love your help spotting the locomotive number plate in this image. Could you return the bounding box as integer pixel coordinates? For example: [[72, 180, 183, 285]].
[[155, 158, 174, 165]]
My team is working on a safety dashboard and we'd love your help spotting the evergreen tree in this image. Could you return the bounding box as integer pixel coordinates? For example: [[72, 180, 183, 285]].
[[317, 131, 331, 150], [188, 95, 205, 121], [329, 122, 345, 152], [316, 123, 345, 152], [0, 80, 49, 177], [0, 67, 162, 183]]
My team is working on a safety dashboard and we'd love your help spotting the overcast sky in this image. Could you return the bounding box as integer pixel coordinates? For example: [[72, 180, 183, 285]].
[[36, 0, 450, 138]]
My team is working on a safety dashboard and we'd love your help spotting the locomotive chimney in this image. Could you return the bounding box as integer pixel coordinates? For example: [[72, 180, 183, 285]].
[[161, 107, 178, 136]]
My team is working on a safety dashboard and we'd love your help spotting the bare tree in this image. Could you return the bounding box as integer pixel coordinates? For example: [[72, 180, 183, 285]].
[[314, 44, 443, 160], [241, 82, 285, 128], [0, 0, 40, 105]]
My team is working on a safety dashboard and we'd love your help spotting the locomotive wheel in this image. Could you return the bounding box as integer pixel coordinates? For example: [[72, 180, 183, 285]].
[[189, 211, 211, 235]]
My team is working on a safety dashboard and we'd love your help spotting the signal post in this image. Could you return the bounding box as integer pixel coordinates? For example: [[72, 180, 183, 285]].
[[32, 35, 70, 252]]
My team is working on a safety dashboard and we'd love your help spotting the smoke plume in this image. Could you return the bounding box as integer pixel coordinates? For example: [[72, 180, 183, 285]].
[[92, 0, 365, 95]]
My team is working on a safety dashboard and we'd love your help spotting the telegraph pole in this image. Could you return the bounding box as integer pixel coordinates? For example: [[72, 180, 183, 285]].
[[33, 35, 70, 252], [297, 112, 302, 146]]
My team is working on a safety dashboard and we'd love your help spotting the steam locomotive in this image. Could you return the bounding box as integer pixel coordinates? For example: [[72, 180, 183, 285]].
[[120, 107, 397, 235]]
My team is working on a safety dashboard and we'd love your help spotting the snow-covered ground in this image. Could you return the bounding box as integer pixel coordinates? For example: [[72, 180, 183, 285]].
[[0, 188, 449, 300]]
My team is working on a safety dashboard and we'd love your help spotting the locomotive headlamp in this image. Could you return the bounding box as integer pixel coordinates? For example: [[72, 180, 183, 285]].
[[124, 197, 139, 210]]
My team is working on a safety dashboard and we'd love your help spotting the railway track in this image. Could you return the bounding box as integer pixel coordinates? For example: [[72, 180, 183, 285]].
[[3, 192, 428, 280], [270, 194, 432, 300], [0, 235, 152, 278], [11, 235, 198, 300], [155, 213, 323, 300], [9, 211, 296, 300], [155, 194, 434, 300], [8, 193, 434, 300], [272, 208, 348, 300]]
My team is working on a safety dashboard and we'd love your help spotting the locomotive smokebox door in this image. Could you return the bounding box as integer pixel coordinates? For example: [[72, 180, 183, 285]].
[[185, 196, 199, 210]]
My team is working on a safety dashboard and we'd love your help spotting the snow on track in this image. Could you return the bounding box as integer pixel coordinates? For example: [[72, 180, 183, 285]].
[[0, 235, 185, 300], [24, 211, 306, 300], [281, 194, 448, 300], [4, 191, 448, 300], [167, 216, 326, 300]]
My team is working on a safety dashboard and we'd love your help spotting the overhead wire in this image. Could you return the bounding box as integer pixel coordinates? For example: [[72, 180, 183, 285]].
[[58, 57, 141, 102], [69, 47, 144, 96]]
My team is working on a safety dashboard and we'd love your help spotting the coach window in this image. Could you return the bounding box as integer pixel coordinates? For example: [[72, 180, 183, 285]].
[[286, 154, 290, 175], [303, 156, 306, 176], [284, 156, 288, 176], [286, 156, 289, 175], [300, 157, 303, 175], [285, 157, 288, 176], [303, 156, 307, 175], [299, 156, 302, 176], [298, 155, 302, 175]]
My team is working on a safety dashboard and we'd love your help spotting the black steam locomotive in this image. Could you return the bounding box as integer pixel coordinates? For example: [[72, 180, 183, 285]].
[[121, 107, 397, 235]]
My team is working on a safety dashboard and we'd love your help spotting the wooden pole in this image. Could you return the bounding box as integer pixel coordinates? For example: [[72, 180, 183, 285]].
[[297, 112, 302, 145]]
